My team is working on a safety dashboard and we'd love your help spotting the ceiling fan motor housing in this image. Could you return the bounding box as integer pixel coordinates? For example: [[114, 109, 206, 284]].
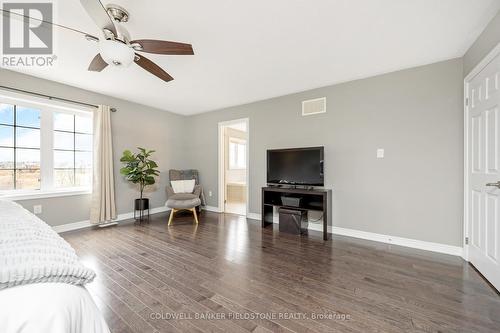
[[114, 23, 131, 43], [106, 4, 129, 22]]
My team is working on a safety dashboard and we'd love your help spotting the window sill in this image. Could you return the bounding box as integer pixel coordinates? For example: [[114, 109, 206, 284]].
[[0, 188, 92, 201]]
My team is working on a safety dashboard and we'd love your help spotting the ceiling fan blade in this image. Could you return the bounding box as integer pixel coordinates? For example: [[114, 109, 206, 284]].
[[80, 0, 117, 36], [131, 39, 194, 55], [134, 53, 174, 82], [88, 54, 108, 72]]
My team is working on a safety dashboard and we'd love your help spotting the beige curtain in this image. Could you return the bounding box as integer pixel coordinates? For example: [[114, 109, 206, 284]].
[[90, 105, 117, 224]]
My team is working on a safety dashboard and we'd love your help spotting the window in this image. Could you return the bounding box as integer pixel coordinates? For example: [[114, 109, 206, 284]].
[[229, 139, 246, 169], [53, 112, 93, 188], [0, 94, 93, 197], [0, 104, 41, 190]]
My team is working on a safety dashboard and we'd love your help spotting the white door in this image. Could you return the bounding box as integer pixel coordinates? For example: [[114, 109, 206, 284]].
[[467, 52, 500, 291]]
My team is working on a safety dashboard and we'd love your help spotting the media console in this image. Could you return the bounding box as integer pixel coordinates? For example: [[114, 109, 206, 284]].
[[261, 186, 332, 240]]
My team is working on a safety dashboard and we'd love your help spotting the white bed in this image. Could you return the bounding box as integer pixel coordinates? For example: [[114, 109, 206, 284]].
[[0, 283, 110, 333], [0, 199, 110, 333]]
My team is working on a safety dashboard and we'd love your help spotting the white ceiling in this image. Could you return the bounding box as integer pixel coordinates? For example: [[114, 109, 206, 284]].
[[2, 0, 500, 115]]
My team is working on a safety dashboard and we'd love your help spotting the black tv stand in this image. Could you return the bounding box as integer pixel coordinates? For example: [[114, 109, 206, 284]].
[[261, 186, 332, 240]]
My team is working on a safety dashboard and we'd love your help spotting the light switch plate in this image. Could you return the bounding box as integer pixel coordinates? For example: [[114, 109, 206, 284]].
[[208, 191, 213, 197], [377, 149, 385, 158], [33, 205, 42, 214]]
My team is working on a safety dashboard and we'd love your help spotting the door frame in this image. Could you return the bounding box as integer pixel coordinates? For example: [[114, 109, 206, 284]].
[[463, 42, 500, 261], [217, 118, 250, 216]]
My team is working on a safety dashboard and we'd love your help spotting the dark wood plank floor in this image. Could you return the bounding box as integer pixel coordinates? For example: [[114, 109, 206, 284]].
[[63, 211, 500, 333]]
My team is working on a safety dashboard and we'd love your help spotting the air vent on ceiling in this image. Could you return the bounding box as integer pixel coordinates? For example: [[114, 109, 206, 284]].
[[302, 97, 326, 116]]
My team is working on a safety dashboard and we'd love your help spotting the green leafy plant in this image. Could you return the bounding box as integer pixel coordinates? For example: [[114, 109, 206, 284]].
[[120, 147, 160, 200]]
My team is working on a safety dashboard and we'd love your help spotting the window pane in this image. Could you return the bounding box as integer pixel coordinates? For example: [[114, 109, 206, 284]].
[[229, 142, 236, 168], [75, 133, 92, 151], [0, 125, 14, 147], [0, 170, 14, 190], [54, 112, 74, 131], [54, 131, 74, 150], [0, 104, 14, 125], [75, 115, 92, 134], [54, 169, 74, 188], [16, 169, 40, 190], [16, 127, 40, 148], [229, 142, 246, 169], [237, 144, 246, 167], [16, 149, 40, 169], [75, 151, 92, 169], [75, 169, 92, 187], [0, 148, 14, 169], [16, 106, 40, 128], [54, 150, 74, 168]]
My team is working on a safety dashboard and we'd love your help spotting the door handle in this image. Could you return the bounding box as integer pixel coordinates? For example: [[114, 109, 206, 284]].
[[486, 181, 500, 189]]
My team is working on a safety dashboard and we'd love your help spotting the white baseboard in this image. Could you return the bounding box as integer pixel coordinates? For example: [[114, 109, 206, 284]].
[[246, 212, 261, 220], [203, 205, 222, 213], [330, 226, 463, 257], [53, 220, 93, 233], [54, 206, 463, 257], [245, 212, 462, 257], [52, 206, 170, 233]]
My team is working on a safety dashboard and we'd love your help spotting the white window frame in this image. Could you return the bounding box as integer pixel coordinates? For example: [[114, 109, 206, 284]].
[[0, 90, 94, 200]]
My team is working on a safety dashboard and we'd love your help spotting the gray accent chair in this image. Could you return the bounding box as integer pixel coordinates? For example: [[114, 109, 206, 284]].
[[166, 169, 205, 225]]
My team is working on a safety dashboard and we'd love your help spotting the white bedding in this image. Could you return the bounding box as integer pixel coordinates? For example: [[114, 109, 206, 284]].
[[0, 199, 110, 333], [0, 283, 110, 333], [0, 200, 95, 289]]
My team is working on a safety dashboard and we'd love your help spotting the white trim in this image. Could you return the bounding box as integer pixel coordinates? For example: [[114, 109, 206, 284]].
[[52, 220, 92, 233], [464, 42, 500, 82], [245, 212, 462, 256], [52, 206, 170, 233], [203, 205, 222, 213], [463, 79, 470, 261], [217, 118, 249, 217], [246, 212, 261, 220], [463, 41, 500, 262], [330, 226, 463, 257], [3, 188, 91, 201]]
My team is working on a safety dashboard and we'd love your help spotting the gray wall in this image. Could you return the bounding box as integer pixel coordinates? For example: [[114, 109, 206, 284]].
[[7, 19, 494, 245], [185, 59, 464, 246], [463, 10, 500, 77], [0, 69, 186, 226]]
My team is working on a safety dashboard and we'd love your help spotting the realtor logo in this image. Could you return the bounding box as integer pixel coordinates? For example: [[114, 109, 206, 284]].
[[2, 2, 53, 54], [1, 2, 56, 66]]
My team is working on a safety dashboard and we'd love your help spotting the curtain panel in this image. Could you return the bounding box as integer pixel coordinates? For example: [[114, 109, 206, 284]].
[[90, 105, 116, 224]]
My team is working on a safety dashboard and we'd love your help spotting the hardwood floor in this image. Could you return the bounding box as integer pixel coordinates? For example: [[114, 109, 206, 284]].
[[63, 211, 500, 333]]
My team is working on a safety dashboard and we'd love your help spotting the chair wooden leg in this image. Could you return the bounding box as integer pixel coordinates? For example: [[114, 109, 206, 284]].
[[192, 208, 199, 224], [168, 209, 176, 225]]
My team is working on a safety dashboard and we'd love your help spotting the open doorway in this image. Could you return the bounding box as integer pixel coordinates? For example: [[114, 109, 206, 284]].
[[218, 119, 249, 216]]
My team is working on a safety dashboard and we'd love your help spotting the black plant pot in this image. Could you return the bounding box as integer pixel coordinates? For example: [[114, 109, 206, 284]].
[[134, 198, 150, 222]]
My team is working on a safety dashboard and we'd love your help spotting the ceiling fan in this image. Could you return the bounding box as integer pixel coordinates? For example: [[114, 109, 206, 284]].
[[80, 0, 194, 82]]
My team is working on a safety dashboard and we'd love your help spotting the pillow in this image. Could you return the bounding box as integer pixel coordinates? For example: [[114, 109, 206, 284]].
[[171, 179, 196, 194]]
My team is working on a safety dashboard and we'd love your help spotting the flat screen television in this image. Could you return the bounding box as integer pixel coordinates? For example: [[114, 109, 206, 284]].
[[267, 147, 324, 186]]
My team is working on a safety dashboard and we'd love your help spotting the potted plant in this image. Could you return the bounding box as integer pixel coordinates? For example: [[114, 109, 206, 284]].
[[120, 147, 160, 221]]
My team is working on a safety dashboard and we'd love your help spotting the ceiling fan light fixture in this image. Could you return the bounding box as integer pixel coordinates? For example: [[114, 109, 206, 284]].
[[99, 39, 135, 67], [80, 0, 193, 81]]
